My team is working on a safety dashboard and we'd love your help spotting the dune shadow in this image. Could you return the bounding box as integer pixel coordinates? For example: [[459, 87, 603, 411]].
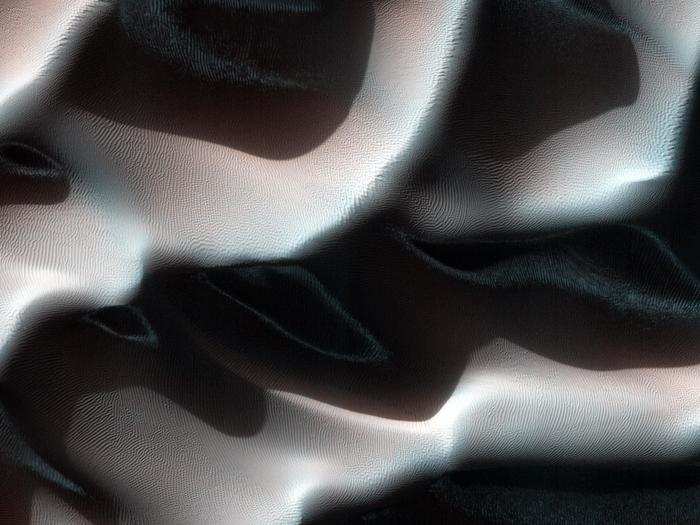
[[178, 216, 700, 423], [53, 0, 375, 159], [450, 0, 640, 160], [0, 140, 69, 205], [0, 272, 269, 506]]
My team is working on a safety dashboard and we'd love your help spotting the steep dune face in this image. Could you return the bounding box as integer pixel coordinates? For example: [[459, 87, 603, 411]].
[[0, 1, 699, 523]]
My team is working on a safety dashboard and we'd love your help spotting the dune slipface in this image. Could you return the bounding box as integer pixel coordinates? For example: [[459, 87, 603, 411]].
[[0, 1, 698, 523]]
